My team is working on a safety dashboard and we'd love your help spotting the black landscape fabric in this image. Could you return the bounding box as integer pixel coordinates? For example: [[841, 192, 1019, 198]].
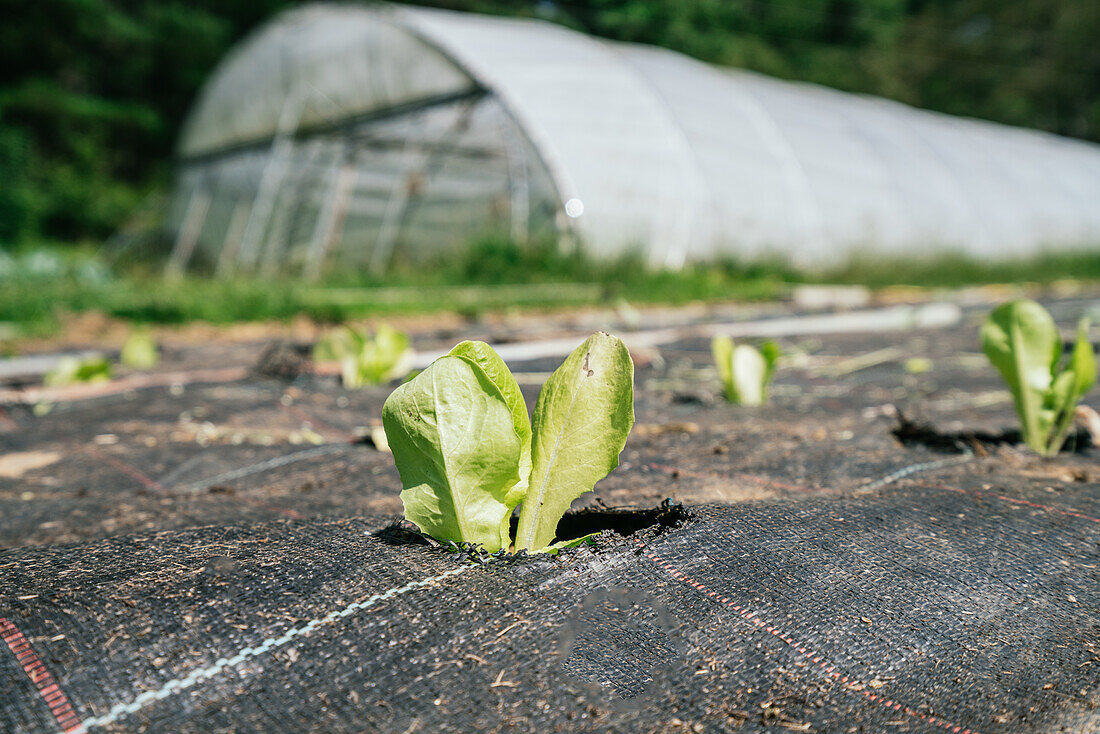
[[2, 487, 1098, 733], [2, 297, 1100, 732]]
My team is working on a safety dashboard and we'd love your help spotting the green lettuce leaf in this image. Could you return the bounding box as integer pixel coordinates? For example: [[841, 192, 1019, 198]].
[[1070, 318, 1097, 399], [982, 300, 1061, 454], [44, 355, 112, 387], [119, 329, 159, 369], [760, 340, 782, 390], [449, 340, 532, 547], [730, 343, 767, 406], [712, 336, 780, 405], [325, 324, 413, 388], [982, 300, 1096, 455], [382, 354, 521, 551], [367, 324, 413, 382], [515, 333, 634, 551], [1047, 318, 1097, 454], [711, 336, 735, 402], [544, 531, 600, 554]]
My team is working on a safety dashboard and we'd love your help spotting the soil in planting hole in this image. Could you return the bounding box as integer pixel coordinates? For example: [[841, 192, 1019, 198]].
[[372, 522, 433, 546], [892, 415, 1094, 455], [254, 341, 312, 380], [372, 500, 690, 551], [550, 499, 691, 545]]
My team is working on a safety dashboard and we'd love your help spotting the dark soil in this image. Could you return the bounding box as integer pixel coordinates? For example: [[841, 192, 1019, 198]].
[[891, 413, 1094, 454]]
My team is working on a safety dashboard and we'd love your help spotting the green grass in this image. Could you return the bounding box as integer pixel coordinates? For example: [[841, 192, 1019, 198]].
[[821, 251, 1100, 289], [1, 237, 1097, 340], [0, 268, 785, 338]]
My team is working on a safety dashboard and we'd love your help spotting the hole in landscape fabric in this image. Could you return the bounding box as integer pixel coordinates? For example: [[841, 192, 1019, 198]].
[[892, 415, 1094, 455], [371, 521, 433, 546], [546, 499, 691, 547], [385, 501, 690, 553], [254, 341, 312, 380]]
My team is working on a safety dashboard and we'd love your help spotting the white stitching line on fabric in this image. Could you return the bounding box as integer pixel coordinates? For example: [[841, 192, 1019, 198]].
[[857, 451, 975, 493], [178, 443, 352, 493], [76, 565, 471, 732]]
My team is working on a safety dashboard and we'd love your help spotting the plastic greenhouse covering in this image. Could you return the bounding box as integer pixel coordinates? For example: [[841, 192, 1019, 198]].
[[167, 4, 1100, 276]]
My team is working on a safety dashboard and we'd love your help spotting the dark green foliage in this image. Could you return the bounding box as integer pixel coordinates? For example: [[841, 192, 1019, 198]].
[[447, 235, 591, 285], [0, 0, 278, 246], [0, 125, 35, 242], [3, 0, 1099, 246]]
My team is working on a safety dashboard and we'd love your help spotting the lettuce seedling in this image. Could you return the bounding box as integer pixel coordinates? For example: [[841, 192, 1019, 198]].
[[120, 329, 159, 369], [904, 357, 932, 375], [383, 348, 523, 552], [382, 333, 634, 553], [981, 299, 1096, 456], [314, 324, 413, 388], [711, 336, 780, 406], [44, 355, 112, 387]]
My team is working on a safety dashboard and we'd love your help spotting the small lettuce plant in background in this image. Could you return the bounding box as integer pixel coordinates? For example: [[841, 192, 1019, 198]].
[[382, 332, 634, 553], [981, 299, 1096, 456], [711, 336, 780, 406], [120, 329, 160, 369], [44, 355, 112, 387], [314, 324, 413, 388]]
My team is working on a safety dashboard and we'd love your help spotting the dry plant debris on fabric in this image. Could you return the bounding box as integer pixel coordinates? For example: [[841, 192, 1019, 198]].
[[1, 296, 1099, 733]]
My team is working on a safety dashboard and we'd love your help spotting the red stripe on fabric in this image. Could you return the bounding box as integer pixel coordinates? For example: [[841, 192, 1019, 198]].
[[915, 482, 1100, 524], [636, 544, 979, 734], [86, 447, 167, 493], [89, 446, 305, 519], [0, 618, 83, 732]]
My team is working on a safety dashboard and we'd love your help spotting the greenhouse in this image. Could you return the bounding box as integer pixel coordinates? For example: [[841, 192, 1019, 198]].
[[167, 3, 1100, 276]]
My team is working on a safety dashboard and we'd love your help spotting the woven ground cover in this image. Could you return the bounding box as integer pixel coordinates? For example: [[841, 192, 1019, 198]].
[[2, 296, 1098, 732]]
